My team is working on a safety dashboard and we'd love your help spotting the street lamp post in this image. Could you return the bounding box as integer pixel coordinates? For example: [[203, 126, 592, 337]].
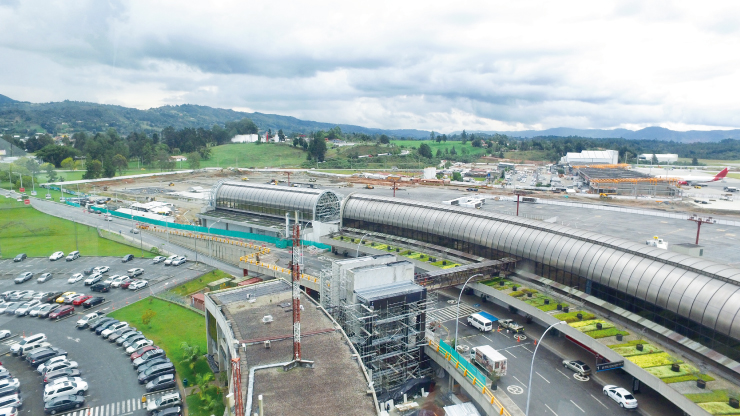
[[454, 273, 483, 350], [525, 320, 567, 416], [355, 233, 370, 257], [207, 219, 223, 260]]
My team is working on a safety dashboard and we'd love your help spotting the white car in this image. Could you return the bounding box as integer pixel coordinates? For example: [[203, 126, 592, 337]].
[[46, 376, 84, 389], [65, 251, 80, 261], [603, 385, 638, 409], [127, 268, 144, 277], [15, 300, 40, 315], [172, 257, 187, 266], [0, 378, 19, 391], [163, 255, 178, 266], [27, 304, 45, 317], [126, 339, 153, 354], [101, 322, 129, 338], [129, 280, 148, 290], [94, 266, 110, 274], [84, 274, 102, 286], [37, 356, 69, 374], [68, 273, 84, 284], [103, 275, 120, 285], [76, 312, 102, 328], [43, 380, 88, 402], [40, 360, 78, 376], [110, 276, 131, 288], [152, 256, 166, 264], [49, 251, 64, 261], [0, 330, 10, 340]]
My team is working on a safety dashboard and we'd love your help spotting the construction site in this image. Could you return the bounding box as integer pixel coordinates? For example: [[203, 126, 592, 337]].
[[574, 165, 682, 196]]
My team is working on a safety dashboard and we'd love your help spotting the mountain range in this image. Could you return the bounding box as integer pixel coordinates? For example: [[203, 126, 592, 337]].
[[0, 94, 738, 143]]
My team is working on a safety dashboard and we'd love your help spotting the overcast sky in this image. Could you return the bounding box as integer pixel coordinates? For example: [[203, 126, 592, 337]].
[[1, 1, 739, 133]]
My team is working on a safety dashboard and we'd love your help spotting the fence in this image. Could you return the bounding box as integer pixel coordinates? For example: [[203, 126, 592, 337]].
[[428, 338, 511, 416], [84, 205, 332, 250]]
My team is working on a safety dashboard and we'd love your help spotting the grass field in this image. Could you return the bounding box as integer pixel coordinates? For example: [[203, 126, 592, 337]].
[[108, 297, 224, 416], [200, 143, 308, 168], [169, 269, 233, 296], [0, 196, 151, 259], [390, 140, 488, 157]]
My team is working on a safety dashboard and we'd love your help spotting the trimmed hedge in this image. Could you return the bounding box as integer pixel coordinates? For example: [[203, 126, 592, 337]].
[[554, 311, 596, 323], [686, 390, 730, 404], [646, 363, 698, 379], [608, 340, 648, 349], [661, 374, 715, 384], [570, 319, 604, 329], [627, 352, 681, 368], [584, 328, 629, 339], [697, 402, 740, 415], [509, 291, 525, 297], [577, 322, 615, 333], [611, 344, 662, 357]]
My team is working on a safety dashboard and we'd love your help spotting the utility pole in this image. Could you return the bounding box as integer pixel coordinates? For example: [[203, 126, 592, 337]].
[[291, 211, 302, 361], [688, 215, 716, 245], [514, 190, 532, 216]]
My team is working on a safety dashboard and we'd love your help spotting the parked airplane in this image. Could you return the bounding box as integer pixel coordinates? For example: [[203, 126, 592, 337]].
[[671, 167, 729, 186]]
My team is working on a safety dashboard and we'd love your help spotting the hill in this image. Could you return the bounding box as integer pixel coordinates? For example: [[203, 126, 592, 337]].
[[471, 127, 740, 143], [0, 94, 16, 104]]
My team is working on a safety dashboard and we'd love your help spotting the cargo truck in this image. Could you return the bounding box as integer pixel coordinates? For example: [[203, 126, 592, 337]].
[[471, 345, 507, 377]]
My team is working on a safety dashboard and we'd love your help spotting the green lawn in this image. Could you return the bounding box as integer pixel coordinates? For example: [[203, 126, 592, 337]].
[[390, 139, 488, 158], [169, 269, 233, 296], [0, 196, 152, 259], [201, 143, 308, 168], [108, 298, 223, 416]]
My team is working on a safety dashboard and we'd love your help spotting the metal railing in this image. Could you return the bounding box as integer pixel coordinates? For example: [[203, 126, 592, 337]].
[[427, 338, 511, 416]]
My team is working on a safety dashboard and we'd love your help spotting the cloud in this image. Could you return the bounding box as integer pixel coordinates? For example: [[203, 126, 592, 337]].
[[0, 0, 739, 132]]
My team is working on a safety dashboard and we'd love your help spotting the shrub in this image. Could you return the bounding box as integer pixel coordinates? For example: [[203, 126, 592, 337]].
[[697, 402, 740, 415], [537, 303, 561, 312], [646, 363, 698, 379], [686, 390, 730, 404], [509, 291, 525, 297], [577, 322, 615, 333], [554, 311, 596, 323], [661, 374, 715, 384], [584, 328, 629, 339], [611, 344, 662, 357], [569, 319, 604, 329], [627, 352, 681, 368], [608, 340, 648, 349]]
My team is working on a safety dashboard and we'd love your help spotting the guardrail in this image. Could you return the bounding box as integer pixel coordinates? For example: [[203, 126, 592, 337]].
[[426, 338, 512, 416]]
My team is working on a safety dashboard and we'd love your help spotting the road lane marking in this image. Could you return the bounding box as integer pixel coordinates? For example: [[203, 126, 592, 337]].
[[482, 334, 494, 343], [536, 371, 550, 383], [522, 345, 533, 353], [504, 349, 517, 358], [590, 393, 609, 409], [545, 403, 559, 416], [513, 376, 526, 387], [570, 399, 585, 413], [556, 369, 570, 378]]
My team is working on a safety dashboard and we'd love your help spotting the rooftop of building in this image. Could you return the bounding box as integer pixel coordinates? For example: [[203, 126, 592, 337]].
[[578, 167, 649, 180], [210, 280, 377, 416]]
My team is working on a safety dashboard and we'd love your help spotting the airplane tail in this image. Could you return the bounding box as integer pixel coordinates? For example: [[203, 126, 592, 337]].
[[712, 168, 729, 181]]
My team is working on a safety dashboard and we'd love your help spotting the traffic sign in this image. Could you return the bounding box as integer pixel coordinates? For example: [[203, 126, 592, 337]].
[[596, 360, 624, 372], [19, 187, 24, 192], [24, 199, 30, 205]]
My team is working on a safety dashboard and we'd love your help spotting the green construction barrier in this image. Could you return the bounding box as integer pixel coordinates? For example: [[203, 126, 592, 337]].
[[439, 339, 487, 385]]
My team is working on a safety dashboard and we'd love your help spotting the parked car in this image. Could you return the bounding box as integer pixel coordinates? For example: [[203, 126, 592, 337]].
[[110, 276, 130, 288], [43, 368, 82, 384], [82, 297, 105, 308], [43, 380, 88, 402], [15, 300, 41, 316], [120, 279, 137, 289], [45, 376, 84, 389], [67, 274, 84, 284], [27, 348, 67, 367], [4, 303, 22, 315], [109, 327, 136, 342], [95, 319, 122, 335], [603, 385, 638, 409], [84, 274, 101, 286], [48, 306, 75, 319], [13, 254, 26, 262], [65, 251, 80, 262], [17, 341, 52, 357], [0, 303, 15, 314], [127, 268, 144, 277], [93, 266, 110, 274], [40, 360, 78, 376], [76, 312, 102, 329], [37, 273, 53, 283], [122, 254, 134, 263], [0, 367, 11, 381], [90, 283, 110, 293], [138, 362, 175, 384], [36, 356, 70, 373], [82, 267, 95, 276], [49, 251, 64, 261], [41, 292, 64, 303], [0, 330, 9, 340], [0, 395, 21, 412], [127, 339, 154, 354], [90, 317, 116, 332], [56, 292, 76, 303], [117, 331, 143, 346], [130, 345, 157, 360], [122, 334, 146, 348], [146, 392, 181, 413], [72, 295, 92, 306], [129, 280, 148, 290], [133, 348, 166, 369], [63, 294, 85, 305], [10, 333, 47, 355], [27, 304, 45, 317], [0, 378, 19, 396], [37, 304, 60, 318], [101, 322, 129, 338], [152, 406, 182, 416], [146, 374, 177, 393], [137, 357, 171, 375], [163, 255, 178, 266], [14, 272, 33, 284], [44, 394, 85, 414], [171, 257, 187, 266], [152, 256, 166, 264]]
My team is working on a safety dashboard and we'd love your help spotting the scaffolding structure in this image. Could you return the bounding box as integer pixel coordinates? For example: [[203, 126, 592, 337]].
[[338, 292, 438, 393]]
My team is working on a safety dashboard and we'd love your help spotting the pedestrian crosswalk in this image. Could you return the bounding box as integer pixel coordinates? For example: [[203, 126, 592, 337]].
[[63, 389, 176, 416], [428, 303, 479, 323], [2, 339, 18, 346]]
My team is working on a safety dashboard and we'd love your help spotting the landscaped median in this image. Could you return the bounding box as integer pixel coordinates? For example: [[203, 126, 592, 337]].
[[108, 296, 225, 416]]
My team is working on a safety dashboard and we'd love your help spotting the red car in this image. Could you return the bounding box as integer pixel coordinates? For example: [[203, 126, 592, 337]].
[[120, 279, 138, 289], [72, 295, 93, 306], [49, 305, 75, 319], [130, 345, 157, 361]]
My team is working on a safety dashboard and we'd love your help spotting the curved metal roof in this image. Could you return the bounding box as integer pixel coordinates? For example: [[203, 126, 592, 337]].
[[342, 194, 740, 339], [213, 182, 341, 222]]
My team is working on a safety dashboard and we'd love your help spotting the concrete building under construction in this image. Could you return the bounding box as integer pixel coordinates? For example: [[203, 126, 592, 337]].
[[576, 166, 681, 197]]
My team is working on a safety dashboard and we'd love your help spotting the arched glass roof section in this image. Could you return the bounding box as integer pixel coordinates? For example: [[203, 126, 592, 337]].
[[341, 193, 740, 340], [212, 182, 341, 222]]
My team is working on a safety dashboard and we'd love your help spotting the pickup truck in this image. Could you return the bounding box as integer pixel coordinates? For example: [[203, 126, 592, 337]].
[[498, 319, 524, 334]]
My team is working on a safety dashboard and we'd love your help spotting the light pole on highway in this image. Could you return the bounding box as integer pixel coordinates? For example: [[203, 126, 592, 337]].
[[525, 320, 567, 416], [355, 233, 370, 257], [453, 273, 483, 350], [207, 219, 223, 260]]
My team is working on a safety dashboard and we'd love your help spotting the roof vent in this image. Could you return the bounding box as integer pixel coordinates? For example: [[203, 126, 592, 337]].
[[262, 315, 273, 324]]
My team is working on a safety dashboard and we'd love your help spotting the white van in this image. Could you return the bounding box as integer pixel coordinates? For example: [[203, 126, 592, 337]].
[[467, 313, 494, 332], [10, 333, 47, 355], [19, 341, 51, 357], [65, 251, 80, 261]]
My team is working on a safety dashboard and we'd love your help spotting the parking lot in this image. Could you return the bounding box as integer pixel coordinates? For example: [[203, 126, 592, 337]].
[[0, 255, 210, 415]]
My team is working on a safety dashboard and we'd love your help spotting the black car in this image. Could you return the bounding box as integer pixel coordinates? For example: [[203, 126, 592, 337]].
[[38, 304, 60, 318], [146, 373, 176, 393], [44, 394, 85, 414], [109, 326, 135, 342], [122, 254, 134, 263], [82, 267, 95, 275], [13, 253, 27, 262], [43, 368, 81, 384], [90, 317, 116, 332], [95, 319, 120, 335], [90, 283, 111, 293], [137, 357, 171, 375], [134, 349, 166, 369], [41, 292, 64, 304], [26, 348, 67, 367], [4, 303, 23, 315], [153, 407, 182, 416], [82, 297, 104, 308], [138, 362, 175, 384]]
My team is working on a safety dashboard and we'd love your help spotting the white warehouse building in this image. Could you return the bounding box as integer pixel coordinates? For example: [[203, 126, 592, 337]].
[[559, 150, 619, 165], [638, 154, 679, 164]]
